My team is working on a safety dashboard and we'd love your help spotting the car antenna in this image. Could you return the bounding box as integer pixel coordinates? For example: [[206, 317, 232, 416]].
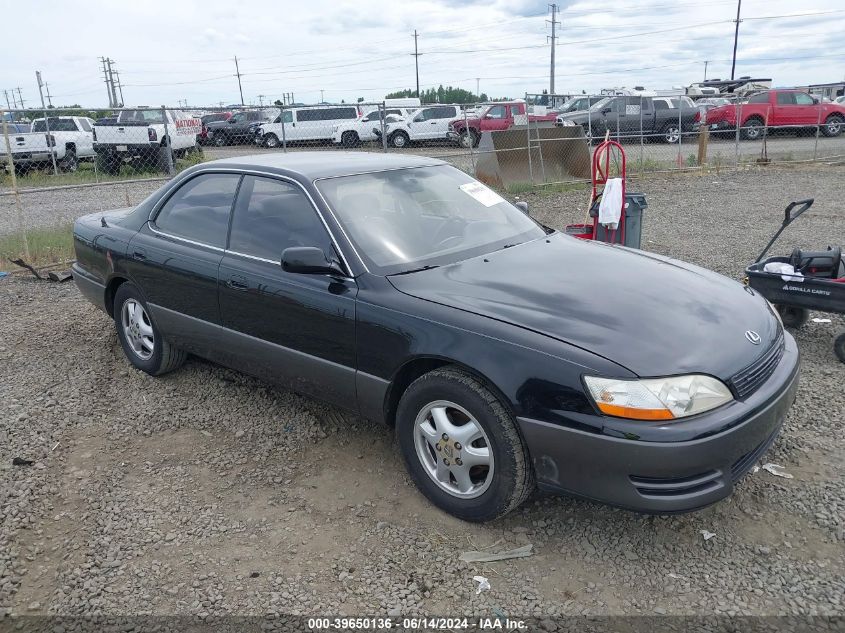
[[100, 216, 109, 228]]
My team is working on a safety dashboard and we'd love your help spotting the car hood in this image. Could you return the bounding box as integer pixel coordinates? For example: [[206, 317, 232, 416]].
[[388, 233, 779, 379]]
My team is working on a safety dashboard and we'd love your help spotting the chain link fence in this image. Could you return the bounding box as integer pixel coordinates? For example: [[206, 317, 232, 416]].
[[2, 93, 844, 268]]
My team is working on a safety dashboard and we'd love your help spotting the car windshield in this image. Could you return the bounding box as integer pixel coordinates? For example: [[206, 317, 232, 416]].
[[316, 165, 547, 275], [589, 98, 612, 111]]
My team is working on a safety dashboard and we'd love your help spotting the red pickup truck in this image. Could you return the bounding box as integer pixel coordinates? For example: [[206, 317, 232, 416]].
[[706, 89, 845, 140], [448, 102, 557, 148]]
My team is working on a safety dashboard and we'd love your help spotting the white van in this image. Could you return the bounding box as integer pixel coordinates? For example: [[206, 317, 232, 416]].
[[256, 105, 361, 147]]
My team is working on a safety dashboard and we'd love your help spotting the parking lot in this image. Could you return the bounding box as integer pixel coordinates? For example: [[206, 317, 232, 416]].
[[1, 163, 843, 620]]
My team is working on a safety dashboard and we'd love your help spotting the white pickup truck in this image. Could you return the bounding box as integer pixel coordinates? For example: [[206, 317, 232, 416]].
[[375, 105, 461, 148], [0, 116, 95, 173], [331, 106, 417, 146], [93, 109, 201, 175]]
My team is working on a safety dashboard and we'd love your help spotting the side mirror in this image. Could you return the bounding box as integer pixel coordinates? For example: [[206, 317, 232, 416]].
[[812, 97, 819, 104], [362, 117, 370, 122], [514, 201, 530, 215], [282, 247, 344, 276], [484, 113, 494, 119], [601, 107, 611, 115]]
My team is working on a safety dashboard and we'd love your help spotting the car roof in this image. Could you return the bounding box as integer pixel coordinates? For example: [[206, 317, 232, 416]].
[[201, 151, 447, 180]]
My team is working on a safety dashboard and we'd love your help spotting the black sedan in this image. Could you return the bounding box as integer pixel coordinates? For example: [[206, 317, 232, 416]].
[[72, 152, 799, 522]]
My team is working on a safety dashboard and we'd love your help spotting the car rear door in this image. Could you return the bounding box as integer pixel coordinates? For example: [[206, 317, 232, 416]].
[[429, 106, 458, 138], [217, 175, 358, 407], [125, 172, 241, 352]]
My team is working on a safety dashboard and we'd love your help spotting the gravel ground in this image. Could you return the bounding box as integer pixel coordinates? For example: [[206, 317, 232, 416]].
[[1, 164, 843, 621]]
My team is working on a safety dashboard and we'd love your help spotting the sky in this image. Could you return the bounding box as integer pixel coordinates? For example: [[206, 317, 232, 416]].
[[1, 0, 843, 109]]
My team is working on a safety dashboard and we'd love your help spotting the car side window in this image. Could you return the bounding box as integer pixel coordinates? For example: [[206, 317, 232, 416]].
[[776, 93, 795, 105], [794, 93, 815, 105], [154, 173, 241, 248], [228, 176, 334, 262], [748, 92, 770, 104], [488, 105, 507, 119]]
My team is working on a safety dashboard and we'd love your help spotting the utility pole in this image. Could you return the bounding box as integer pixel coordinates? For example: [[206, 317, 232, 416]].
[[16, 87, 25, 109], [411, 30, 421, 98], [114, 71, 125, 106], [547, 4, 560, 95], [106, 59, 119, 110], [703, 61, 709, 81], [258, 94, 264, 107], [320, 89, 324, 103], [234, 56, 244, 105], [730, 0, 742, 80], [476, 78, 480, 100], [36, 71, 59, 174], [3, 90, 12, 111], [100, 57, 113, 107], [44, 82, 53, 107]]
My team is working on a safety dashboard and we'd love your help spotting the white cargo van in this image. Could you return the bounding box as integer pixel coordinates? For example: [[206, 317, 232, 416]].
[[256, 105, 361, 147]]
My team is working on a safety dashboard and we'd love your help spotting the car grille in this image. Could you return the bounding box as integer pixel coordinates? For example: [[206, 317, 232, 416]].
[[730, 425, 781, 482], [629, 470, 722, 498], [729, 334, 784, 399]]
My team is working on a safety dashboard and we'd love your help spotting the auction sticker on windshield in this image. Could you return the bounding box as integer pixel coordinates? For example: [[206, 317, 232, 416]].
[[459, 182, 506, 207]]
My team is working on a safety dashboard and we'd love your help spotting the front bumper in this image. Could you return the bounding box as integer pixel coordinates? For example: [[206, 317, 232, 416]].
[[517, 334, 800, 513]]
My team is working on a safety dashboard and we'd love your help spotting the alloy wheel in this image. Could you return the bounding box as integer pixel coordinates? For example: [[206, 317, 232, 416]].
[[121, 299, 154, 360], [413, 400, 494, 499]]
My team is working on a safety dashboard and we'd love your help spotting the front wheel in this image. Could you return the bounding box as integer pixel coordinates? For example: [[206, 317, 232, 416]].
[[264, 133, 281, 148], [113, 283, 186, 376], [822, 114, 844, 137], [396, 367, 534, 522], [340, 131, 359, 147], [389, 131, 410, 148], [60, 148, 79, 172], [776, 304, 809, 329]]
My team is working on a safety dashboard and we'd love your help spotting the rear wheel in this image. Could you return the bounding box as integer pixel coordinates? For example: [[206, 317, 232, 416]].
[[60, 147, 79, 172], [662, 123, 681, 144], [834, 331, 845, 364], [95, 151, 120, 176], [396, 366, 534, 522], [822, 114, 844, 137], [113, 283, 186, 376], [776, 304, 809, 329], [341, 131, 359, 147]]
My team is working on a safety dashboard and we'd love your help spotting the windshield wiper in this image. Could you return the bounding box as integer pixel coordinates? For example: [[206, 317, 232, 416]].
[[390, 264, 440, 276], [500, 242, 523, 249]]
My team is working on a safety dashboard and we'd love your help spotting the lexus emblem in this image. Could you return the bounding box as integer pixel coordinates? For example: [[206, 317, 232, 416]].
[[745, 330, 761, 345]]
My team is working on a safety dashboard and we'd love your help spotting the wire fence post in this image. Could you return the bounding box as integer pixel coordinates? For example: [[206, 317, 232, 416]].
[[380, 103, 388, 152], [734, 101, 742, 168], [677, 96, 683, 168], [525, 113, 534, 185], [1, 111, 30, 260], [280, 105, 287, 153], [463, 107, 475, 173], [639, 95, 644, 171], [813, 104, 821, 162], [160, 106, 174, 176]]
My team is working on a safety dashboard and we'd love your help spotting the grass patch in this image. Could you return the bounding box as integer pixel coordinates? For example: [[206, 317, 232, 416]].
[[2, 151, 208, 189], [0, 223, 74, 271], [505, 180, 589, 195]]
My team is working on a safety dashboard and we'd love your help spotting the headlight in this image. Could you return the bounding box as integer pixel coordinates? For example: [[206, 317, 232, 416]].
[[584, 374, 733, 421]]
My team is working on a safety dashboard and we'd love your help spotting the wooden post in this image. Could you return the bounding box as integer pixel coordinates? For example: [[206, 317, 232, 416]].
[[697, 124, 709, 166]]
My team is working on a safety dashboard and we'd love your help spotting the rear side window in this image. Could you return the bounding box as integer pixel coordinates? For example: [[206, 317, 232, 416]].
[[296, 107, 358, 122], [154, 173, 241, 248], [748, 92, 770, 104], [79, 119, 92, 132], [228, 176, 333, 261], [776, 93, 795, 105]]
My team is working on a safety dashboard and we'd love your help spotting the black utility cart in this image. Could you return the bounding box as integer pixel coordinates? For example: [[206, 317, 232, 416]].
[[745, 199, 845, 363]]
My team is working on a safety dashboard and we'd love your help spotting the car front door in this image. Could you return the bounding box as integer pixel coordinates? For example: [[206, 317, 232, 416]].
[[217, 175, 358, 408], [125, 172, 241, 352], [409, 108, 436, 140], [76, 118, 95, 156], [483, 105, 511, 132], [792, 92, 821, 126]]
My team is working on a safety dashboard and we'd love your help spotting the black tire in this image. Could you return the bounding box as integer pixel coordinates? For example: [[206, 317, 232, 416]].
[[212, 132, 227, 147], [155, 145, 175, 173], [822, 114, 844, 138], [834, 331, 845, 364], [113, 283, 186, 376], [264, 133, 281, 148], [95, 151, 120, 176], [395, 366, 534, 522], [389, 131, 410, 149], [459, 129, 479, 149], [60, 147, 79, 172], [776, 304, 809, 329], [741, 116, 764, 141], [340, 131, 359, 147]]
